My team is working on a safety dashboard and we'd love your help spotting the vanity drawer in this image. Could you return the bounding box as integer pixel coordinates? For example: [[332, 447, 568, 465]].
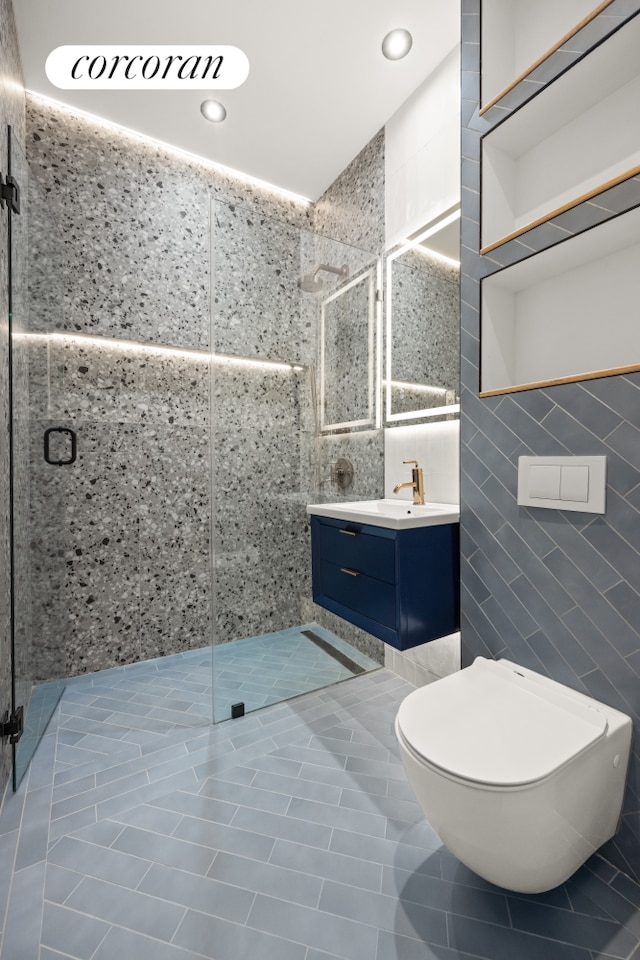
[[317, 520, 396, 584], [310, 514, 460, 651], [320, 561, 396, 628]]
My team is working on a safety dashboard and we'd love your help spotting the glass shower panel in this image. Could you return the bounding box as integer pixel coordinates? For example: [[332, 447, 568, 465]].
[[8, 129, 66, 788], [210, 201, 380, 722]]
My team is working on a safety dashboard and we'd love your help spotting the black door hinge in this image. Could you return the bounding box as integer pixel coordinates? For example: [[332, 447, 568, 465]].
[[0, 174, 20, 214], [1, 706, 24, 744]]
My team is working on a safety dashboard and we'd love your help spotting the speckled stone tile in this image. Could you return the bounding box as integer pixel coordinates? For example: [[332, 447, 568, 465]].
[[26, 176, 65, 333], [316, 429, 385, 502], [212, 359, 304, 428], [133, 145, 211, 350], [214, 565, 305, 644], [212, 491, 311, 643], [26, 99, 208, 349], [135, 349, 209, 426], [25, 94, 318, 354], [139, 599, 212, 662], [140, 537, 210, 607], [58, 421, 140, 550], [313, 128, 385, 254], [137, 423, 211, 536], [212, 168, 313, 234], [212, 202, 307, 363], [29, 334, 211, 427]]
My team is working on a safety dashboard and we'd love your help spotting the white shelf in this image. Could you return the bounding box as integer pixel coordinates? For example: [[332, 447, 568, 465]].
[[480, 206, 640, 395], [481, 0, 614, 111], [481, 14, 640, 251]]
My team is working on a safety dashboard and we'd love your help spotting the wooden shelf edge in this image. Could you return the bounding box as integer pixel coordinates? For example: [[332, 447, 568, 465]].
[[479, 364, 640, 398], [479, 0, 616, 116], [479, 164, 640, 256]]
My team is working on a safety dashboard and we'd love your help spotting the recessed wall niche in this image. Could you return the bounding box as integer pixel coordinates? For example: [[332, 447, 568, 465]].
[[481, 12, 640, 252], [480, 205, 640, 395], [481, 0, 615, 111]]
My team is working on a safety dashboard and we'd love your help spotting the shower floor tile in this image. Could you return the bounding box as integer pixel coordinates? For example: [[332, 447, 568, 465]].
[[1, 664, 639, 960], [212, 623, 380, 722]]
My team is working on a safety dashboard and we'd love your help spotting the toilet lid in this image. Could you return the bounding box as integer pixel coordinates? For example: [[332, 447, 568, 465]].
[[396, 658, 608, 786]]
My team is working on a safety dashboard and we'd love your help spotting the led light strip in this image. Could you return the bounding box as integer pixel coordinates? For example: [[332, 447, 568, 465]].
[[26, 90, 313, 207], [14, 331, 304, 372], [400, 211, 461, 267], [383, 379, 449, 394]]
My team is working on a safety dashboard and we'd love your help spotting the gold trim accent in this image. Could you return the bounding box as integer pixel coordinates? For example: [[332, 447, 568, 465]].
[[479, 0, 616, 115], [480, 165, 640, 255], [340, 568, 361, 577], [479, 363, 640, 398]]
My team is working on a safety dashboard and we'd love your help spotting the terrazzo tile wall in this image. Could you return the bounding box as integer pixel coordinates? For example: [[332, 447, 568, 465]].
[[23, 94, 317, 680], [211, 200, 314, 642], [21, 93, 396, 680], [460, 0, 640, 881], [0, 0, 25, 802]]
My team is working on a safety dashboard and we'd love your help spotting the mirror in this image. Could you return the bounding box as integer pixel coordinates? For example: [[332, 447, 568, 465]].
[[320, 264, 379, 432], [385, 211, 461, 423]]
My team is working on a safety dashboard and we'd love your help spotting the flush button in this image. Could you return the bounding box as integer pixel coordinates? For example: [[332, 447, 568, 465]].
[[529, 464, 560, 500], [560, 465, 589, 502]]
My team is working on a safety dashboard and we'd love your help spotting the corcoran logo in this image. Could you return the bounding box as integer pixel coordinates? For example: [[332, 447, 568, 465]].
[[46, 45, 250, 89]]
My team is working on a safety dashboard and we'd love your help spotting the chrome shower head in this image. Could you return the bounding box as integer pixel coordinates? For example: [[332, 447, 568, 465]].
[[298, 263, 349, 294]]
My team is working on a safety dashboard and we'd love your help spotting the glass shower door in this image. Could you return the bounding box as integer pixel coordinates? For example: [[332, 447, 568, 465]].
[[210, 200, 382, 722], [8, 127, 66, 788]]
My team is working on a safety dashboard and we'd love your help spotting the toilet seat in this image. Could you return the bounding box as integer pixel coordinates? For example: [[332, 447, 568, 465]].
[[396, 658, 607, 787]]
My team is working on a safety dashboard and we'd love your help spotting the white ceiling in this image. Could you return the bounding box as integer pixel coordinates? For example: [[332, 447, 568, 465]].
[[13, 0, 460, 201]]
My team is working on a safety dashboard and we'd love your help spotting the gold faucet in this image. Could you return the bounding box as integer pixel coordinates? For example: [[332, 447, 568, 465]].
[[393, 460, 425, 505]]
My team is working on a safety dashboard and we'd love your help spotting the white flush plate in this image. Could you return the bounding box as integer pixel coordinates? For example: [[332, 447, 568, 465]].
[[517, 456, 606, 514]]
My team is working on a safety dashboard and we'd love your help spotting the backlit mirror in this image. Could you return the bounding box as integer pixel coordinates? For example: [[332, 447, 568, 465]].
[[385, 211, 461, 423]]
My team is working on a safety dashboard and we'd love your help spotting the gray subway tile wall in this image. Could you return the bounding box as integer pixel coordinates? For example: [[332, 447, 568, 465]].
[[461, 0, 640, 881]]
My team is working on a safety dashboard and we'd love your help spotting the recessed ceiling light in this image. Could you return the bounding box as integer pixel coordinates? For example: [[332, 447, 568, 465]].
[[381, 28, 413, 60], [200, 99, 227, 123]]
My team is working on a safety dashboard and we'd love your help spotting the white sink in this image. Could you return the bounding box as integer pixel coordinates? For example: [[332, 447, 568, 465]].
[[306, 499, 460, 530]]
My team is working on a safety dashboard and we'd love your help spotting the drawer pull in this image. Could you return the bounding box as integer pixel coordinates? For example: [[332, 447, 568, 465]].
[[339, 529, 358, 536], [340, 567, 361, 577]]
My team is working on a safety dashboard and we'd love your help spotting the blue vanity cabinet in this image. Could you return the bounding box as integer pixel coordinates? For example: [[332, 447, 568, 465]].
[[310, 515, 460, 650]]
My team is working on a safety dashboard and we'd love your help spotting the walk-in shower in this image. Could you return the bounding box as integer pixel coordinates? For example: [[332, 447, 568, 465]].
[[5, 159, 383, 789]]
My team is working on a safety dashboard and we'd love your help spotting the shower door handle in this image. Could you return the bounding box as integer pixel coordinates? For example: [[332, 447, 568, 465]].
[[44, 427, 77, 466]]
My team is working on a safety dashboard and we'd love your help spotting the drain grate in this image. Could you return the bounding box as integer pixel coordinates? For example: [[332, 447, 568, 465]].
[[301, 629, 366, 675]]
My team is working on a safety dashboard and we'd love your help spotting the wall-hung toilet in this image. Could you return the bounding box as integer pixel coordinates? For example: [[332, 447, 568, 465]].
[[395, 657, 632, 893]]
